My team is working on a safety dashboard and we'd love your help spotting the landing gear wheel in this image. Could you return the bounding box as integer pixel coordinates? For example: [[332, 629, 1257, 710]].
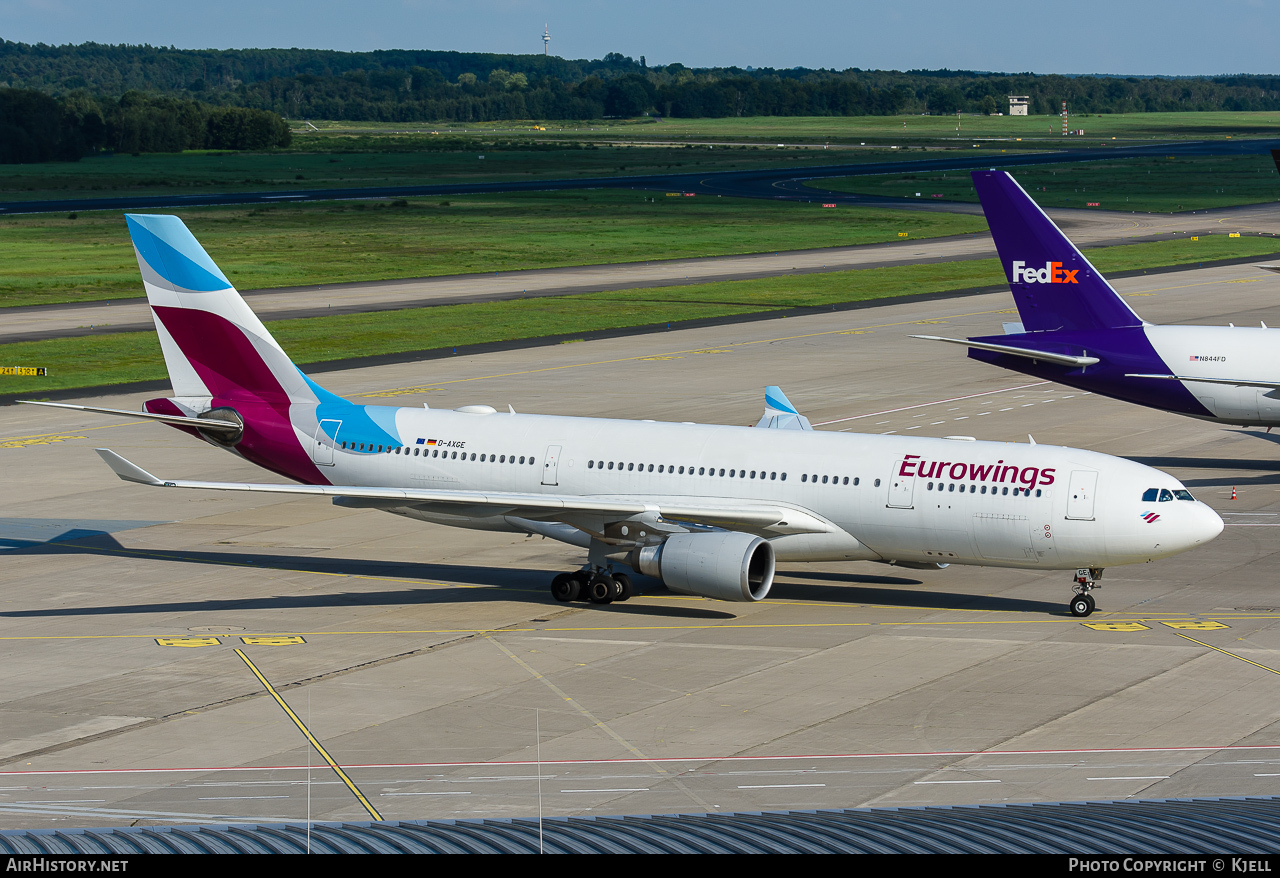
[[588, 574, 617, 604], [551, 573, 580, 603], [612, 572, 633, 602], [1070, 594, 1096, 617]]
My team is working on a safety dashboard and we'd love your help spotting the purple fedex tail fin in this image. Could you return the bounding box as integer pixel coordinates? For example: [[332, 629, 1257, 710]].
[[972, 171, 1143, 333]]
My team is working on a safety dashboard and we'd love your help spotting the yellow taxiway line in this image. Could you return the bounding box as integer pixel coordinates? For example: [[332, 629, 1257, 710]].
[[234, 647, 383, 821]]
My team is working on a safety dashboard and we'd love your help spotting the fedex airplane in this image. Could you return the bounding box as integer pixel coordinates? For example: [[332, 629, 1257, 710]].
[[23, 214, 1224, 618], [915, 170, 1280, 428]]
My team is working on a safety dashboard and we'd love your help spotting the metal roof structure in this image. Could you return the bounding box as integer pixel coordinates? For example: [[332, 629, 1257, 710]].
[[5, 796, 1280, 854]]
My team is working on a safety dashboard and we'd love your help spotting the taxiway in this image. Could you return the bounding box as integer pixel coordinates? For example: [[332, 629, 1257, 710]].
[[3, 260, 1280, 829]]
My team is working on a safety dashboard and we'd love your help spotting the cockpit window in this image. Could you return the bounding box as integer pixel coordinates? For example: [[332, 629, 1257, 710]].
[[1174, 490, 1195, 501], [1159, 489, 1174, 502], [1142, 488, 1158, 502]]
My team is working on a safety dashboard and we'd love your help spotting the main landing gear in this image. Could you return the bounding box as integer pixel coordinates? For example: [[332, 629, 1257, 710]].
[[1069, 567, 1103, 617], [550, 570, 634, 605]]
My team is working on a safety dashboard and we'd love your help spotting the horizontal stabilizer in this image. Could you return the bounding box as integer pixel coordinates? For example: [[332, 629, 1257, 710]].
[[22, 400, 241, 433], [911, 335, 1100, 368], [1125, 374, 1280, 390], [92, 449, 834, 535]]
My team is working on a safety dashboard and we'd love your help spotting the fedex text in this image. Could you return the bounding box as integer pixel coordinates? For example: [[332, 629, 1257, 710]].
[[1012, 260, 1079, 285]]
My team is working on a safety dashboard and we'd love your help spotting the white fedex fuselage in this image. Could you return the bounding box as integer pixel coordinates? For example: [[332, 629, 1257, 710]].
[[1145, 325, 1280, 426], [311, 405, 1221, 571]]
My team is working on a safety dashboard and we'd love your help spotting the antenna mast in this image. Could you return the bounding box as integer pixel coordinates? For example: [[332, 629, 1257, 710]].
[[543, 24, 550, 56]]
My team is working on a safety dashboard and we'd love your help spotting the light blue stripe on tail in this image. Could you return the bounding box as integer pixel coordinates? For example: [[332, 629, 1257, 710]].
[[126, 214, 233, 293]]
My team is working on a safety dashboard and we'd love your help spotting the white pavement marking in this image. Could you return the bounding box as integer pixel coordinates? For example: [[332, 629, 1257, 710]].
[[812, 383, 1050, 426]]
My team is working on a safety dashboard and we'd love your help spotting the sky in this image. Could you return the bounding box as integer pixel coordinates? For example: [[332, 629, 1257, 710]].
[[1, 0, 1277, 76]]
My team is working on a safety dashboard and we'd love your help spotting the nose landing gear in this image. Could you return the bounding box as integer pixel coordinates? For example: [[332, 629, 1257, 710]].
[[1069, 567, 1103, 617]]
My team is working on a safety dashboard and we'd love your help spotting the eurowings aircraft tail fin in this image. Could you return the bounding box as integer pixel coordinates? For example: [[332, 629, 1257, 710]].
[[126, 214, 337, 406], [971, 171, 1143, 333], [756, 386, 812, 430]]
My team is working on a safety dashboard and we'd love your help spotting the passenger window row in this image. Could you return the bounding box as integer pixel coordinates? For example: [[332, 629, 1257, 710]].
[[339, 441, 535, 465], [928, 481, 1041, 498], [801, 474, 859, 486], [587, 461, 786, 481]]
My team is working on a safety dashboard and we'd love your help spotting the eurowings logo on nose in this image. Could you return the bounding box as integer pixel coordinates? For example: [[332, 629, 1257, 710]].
[[1141, 511, 1160, 523], [1012, 261, 1079, 284]]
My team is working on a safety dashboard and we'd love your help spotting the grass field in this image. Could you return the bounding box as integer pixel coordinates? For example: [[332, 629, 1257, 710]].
[[810, 153, 1280, 213], [4, 234, 1276, 397], [0, 141, 917, 203], [301, 111, 1280, 145], [5, 112, 1276, 205], [0, 191, 988, 308]]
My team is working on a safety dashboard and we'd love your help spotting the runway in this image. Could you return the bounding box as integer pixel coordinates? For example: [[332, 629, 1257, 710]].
[[6, 200, 1280, 346], [2, 136, 1277, 217], [3, 260, 1280, 830]]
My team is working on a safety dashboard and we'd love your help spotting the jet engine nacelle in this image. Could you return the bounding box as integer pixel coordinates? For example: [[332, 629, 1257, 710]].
[[633, 532, 775, 602]]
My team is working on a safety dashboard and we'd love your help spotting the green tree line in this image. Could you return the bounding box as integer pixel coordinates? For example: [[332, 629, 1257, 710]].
[[0, 88, 290, 162], [3, 41, 1279, 131]]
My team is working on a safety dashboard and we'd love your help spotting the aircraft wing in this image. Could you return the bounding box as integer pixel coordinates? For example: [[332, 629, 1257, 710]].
[[911, 335, 1100, 368], [95, 449, 832, 535], [1125, 374, 1280, 390]]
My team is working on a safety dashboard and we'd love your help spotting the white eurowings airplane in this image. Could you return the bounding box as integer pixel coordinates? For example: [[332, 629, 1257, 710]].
[[24, 215, 1224, 618]]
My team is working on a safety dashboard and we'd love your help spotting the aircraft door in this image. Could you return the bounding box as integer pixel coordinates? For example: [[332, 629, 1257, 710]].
[[887, 460, 915, 508], [1066, 470, 1098, 521], [974, 513, 1038, 563], [1215, 386, 1259, 423], [312, 420, 341, 466], [541, 445, 562, 486]]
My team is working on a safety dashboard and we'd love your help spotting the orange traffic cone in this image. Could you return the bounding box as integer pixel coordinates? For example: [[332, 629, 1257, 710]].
[[1232, 487, 1238, 500]]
